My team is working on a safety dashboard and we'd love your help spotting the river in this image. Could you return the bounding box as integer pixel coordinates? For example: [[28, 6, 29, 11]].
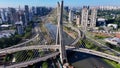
[[45, 23, 74, 45], [45, 23, 113, 68]]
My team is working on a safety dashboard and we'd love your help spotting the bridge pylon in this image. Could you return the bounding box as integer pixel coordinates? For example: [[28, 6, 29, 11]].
[[56, 0, 67, 64]]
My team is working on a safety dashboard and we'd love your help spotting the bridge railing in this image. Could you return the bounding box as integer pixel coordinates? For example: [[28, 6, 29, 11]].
[[0, 33, 39, 51], [74, 48, 120, 63], [0, 45, 60, 54], [0, 52, 59, 68]]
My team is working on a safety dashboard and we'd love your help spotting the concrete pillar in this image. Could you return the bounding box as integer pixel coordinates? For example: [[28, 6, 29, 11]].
[[56, 0, 67, 64]]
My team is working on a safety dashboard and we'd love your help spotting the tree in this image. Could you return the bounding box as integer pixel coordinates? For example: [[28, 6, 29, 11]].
[[42, 62, 48, 68]]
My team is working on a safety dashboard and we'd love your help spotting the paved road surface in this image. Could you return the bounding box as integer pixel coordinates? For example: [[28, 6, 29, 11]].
[[45, 23, 114, 68]]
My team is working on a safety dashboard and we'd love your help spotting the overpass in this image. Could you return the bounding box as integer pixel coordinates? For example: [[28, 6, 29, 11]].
[[86, 35, 120, 56], [0, 52, 59, 68], [0, 26, 40, 50], [0, 45, 59, 54], [79, 28, 120, 56], [1, 1, 120, 68], [64, 24, 82, 46], [1, 21, 120, 67], [0, 45, 120, 64], [73, 48, 120, 63]]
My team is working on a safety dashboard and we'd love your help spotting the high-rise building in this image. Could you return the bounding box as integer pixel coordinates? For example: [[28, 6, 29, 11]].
[[25, 5, 29, 15], [90, 8, 97, 28], [0, 17, 2, 24], [64, 6, 69, 12], [8, 8, 17, 24], [81, 7, 89, 31], [15, 15, 24, 35], [0, 9, 8, 23], [15, 21, 24, 35], [32, 6, 36, 15], [25, 5, 29, 26], [68, 9, 74, 23], [76, 15, 80, 27], [29, 10, 33, 21], [17, 6, 26, 26], [36, 7, 51, 16]]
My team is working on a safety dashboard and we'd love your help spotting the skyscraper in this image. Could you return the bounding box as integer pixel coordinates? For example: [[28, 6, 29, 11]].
[[8, 8, 16, 24], [15, 14, 24, 35], [68, 9, 74, 24], [81, 7, 89, 31], [15, 22, 24, 35], [64, 6, 69, 12], [0, 17, 2, 24], [90, 8, 97, 28], [76, 15, 81, 27], [0, 9, 7, 23], [32, 6, 36, 15], [25, 5, 29, 26]]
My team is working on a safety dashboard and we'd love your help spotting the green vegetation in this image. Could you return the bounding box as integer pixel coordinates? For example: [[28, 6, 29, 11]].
[[63, 26, 77, 38], [94, 35, 108, 39], [97, 9, 120, 28], [23, 21, 33, 39], [83, 39, 104, 51], [106, 43, 120, 52], [78, 39, 120, 67], [13, 50, 39, 62], [78, 39, 116, 56], [42, 62, 48, 68], [103, 58, 120, 68], [0, 34, 22, 49], [0, 21, 33, 49], [97, 10, 120, 19], [4, 54, 13, 62], [40, 23, 52, 44], [2, 21, 34, 63]]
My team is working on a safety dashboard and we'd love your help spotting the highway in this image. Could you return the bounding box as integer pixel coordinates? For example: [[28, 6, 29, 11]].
[[0, 45, 120, 64], [64, 24, 82, 46], [0, 23, 119, 68], [73, 48, 120, 63], [79, 28, 120, 56], [1, 3, 116, 68], [0, 26, 40, 50], [0, 45, 59, 54], [0, 52, 59, 68], [86, 35, 120, 56]]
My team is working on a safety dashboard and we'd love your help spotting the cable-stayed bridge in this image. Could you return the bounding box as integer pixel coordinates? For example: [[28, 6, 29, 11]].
[[0, 1, 120, 68]]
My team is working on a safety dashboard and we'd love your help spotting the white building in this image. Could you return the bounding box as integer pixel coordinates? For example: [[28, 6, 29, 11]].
[[76, 15, 80, 27], [107, 24, 118, 29], [15, 21, 24, 35], [98, 6, 120, 10], [81, 7, 89, 31], [90, 8, 97, 28], [68, 9, 74, 24], [0, 24, 12, 28], [0, 30, 15, 38]]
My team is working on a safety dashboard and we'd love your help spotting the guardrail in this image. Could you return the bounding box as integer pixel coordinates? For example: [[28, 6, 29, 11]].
[[73, 48, 120, 63], [0, 34, 39, 51], [0, 52, 59, 68]]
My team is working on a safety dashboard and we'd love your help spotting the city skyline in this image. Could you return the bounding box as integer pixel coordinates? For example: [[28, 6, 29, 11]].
[[0, 0, 120, 8]]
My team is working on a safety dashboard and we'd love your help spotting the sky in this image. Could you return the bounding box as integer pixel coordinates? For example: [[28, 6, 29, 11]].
[[0, 0, 120, 8]]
